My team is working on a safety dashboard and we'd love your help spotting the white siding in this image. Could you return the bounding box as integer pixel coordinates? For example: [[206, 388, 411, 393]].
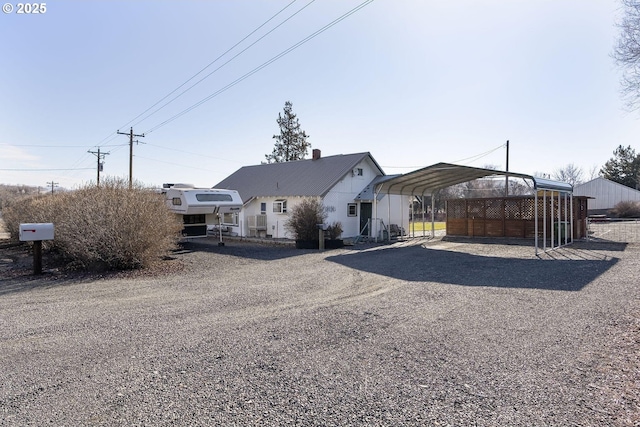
[[321, 159, 379, 237], [229, 156, 410, 239], [574, 177, 640, 210]]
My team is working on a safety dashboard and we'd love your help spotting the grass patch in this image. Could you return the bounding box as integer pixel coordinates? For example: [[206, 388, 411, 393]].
[[408, 221, 446, 232]]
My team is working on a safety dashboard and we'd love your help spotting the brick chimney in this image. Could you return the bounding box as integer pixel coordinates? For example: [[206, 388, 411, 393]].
[[312, 149, 321, 160]]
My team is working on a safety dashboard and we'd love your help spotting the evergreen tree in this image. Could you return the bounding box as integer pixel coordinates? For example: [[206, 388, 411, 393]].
[[265, 101, 310, 163], [600, 145, 640, 189]]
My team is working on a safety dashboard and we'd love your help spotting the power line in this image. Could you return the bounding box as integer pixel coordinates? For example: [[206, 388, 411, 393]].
[[134, 155, 223, 173], [123, 0, 305, 131], [382, 143, 507, 169], [0, 143, 126, 148], [144, 0, 375, 134], [144, 142, 243, 163], [0, 167, 94, 171], [76, 1, 305, 176], [129, 0, 317, 129], [452, 143, 506, 165]]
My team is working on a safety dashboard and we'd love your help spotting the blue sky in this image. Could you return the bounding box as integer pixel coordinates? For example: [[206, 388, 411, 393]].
[[1, 0, 637, 189]]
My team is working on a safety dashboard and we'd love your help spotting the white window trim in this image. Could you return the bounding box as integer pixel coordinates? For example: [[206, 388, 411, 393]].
[[273, 199, 287, 214]]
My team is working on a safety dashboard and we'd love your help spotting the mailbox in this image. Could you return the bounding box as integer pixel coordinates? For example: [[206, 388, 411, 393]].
[[19, 223, 55, 241]]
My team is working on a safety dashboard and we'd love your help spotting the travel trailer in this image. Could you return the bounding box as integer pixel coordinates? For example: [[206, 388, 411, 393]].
[[162, 184, 243, 239]]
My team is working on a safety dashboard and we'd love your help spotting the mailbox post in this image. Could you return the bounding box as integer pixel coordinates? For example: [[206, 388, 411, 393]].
[[317, 224, 326, 251], [19, 223, 54, 275]]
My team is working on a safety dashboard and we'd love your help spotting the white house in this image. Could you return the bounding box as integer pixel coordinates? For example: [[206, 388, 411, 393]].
[[574, 177, 640, 214], [214, 150, 409, 240]]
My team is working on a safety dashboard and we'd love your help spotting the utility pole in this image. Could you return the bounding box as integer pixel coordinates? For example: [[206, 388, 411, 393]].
[[46, 181, 59, 194], [88, 148, 110, 186], [504, 140, 510, 197], [117, 127, 145, 189]]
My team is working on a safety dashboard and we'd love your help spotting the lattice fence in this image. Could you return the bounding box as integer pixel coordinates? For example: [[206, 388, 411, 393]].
[[446, 196, 589, 239]]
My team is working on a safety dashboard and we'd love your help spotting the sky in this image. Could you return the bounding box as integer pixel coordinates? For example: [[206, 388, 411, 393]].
[[1, 0, 638, 190]]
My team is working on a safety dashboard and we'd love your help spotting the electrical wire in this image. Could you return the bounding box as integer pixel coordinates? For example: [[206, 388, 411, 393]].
[[452, 143, 506, 165], [124, 0, 307, 130], [144, 0, 375, 134], [0, 143, 126, 148], [144, 142, 243, 163], [65, 1, 305, 181], [134, 155, 222, 173], [0, 167, 95, 171]]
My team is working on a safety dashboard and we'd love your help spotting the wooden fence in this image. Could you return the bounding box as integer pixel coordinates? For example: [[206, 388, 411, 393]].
[[446, 196, 588, 239]]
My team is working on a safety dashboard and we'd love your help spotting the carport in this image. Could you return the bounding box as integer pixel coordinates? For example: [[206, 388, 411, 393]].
[[372, 163, 573, 255]]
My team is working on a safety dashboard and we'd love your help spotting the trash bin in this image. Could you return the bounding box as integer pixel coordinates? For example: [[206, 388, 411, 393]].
[[554, 221, 569, 240]]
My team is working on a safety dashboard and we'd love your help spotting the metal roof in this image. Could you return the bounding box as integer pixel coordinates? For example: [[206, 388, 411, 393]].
[[355, 174, 401, 201], [376, 162, 572, 196], [214, 152, 383, 202]]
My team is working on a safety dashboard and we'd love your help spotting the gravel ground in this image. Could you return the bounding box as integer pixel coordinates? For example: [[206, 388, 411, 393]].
[[0, 237, 638, 426]]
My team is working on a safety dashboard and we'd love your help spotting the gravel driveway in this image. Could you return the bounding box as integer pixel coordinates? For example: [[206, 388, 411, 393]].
[[1, 237, 638, 426]]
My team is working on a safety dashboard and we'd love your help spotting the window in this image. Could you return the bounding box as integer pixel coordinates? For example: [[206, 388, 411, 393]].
[[348, 203, 357, 217], [183, 214, 206, 224], [356, 168, 363, 176], [222, 212, 239, 226], [195, 193, 233, 202], [172, 197, 182, 206], [260, 202, 267, 214], [273, 199, 287, 214]]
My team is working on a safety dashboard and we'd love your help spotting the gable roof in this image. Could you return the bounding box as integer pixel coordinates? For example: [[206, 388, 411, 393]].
[[574, 177, 640, 196], [214, 152, 383, 202]]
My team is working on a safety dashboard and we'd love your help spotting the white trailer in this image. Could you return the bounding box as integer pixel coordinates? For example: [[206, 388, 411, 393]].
[[162, 184, 242, 239]]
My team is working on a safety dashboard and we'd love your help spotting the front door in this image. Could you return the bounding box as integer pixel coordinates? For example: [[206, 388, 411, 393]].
[[360, 202, 372, 236]]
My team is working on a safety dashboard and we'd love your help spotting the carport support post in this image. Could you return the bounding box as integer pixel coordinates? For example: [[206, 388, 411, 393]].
[[431, 192, 436, 239], [570, 194, 574, 242], [543, 191, 547, 252], [33, 240, 43, 275], [535, 190, 539, 256], [420, 191, 427, 237], [564, 192, 568, 246]]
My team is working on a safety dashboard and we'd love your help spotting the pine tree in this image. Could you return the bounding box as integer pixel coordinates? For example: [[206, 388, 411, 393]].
[[600, 145, 640, 189], [265, 101, 311, 163]]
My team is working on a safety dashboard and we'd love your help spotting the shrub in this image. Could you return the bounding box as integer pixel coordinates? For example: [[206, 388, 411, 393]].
[[2, 177, 183, 270], [285, 198, 327, 241], [326, 221, 343, 240], [609, 200, 640, 218]]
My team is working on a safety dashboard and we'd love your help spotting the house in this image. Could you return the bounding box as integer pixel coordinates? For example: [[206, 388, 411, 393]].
[[574, 177, 640, 215], [213, 150, 409, 240]]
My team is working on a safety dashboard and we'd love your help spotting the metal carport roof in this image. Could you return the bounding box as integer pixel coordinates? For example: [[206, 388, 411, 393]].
[[376, 162, 571, 195]]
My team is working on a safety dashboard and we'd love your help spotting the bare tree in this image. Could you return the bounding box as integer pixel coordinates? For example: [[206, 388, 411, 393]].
[[587, 164, 601, 181], [614, 0, 640, 109], [552, 163, 584, 186]]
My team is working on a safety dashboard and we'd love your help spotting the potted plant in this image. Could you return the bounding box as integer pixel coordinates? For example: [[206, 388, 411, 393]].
[[324, 221, 344, 249]]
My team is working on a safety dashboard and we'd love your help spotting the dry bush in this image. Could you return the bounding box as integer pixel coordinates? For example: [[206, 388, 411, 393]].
[[610, 200, 640, 218], [0, 184, 37, 210], [285, 198, 327, 241], [2, 178, 182, 270]]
